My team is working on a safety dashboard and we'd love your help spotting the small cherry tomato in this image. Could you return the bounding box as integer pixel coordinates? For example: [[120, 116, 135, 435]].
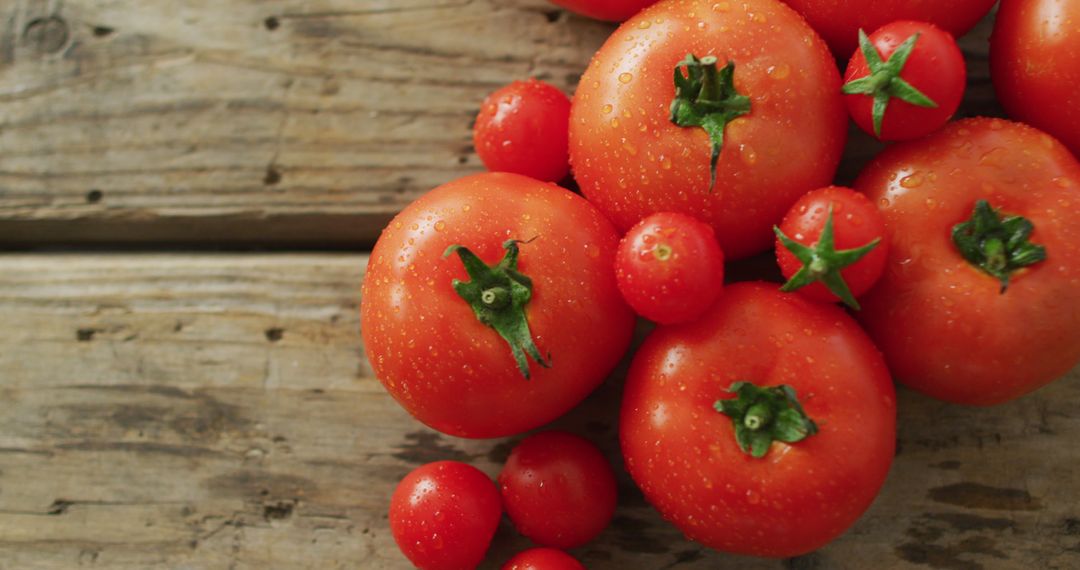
[[774, 186, 889, 309], [498, 431, 617, 549], [389, 461, 502, 570], [501, 547, 586, 570], [842, 21, 966, 141], [473, 79, 571, 183], [615, 212, 725, 324]]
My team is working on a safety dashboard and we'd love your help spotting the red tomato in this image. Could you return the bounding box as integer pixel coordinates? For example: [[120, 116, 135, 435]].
[[361, 173, 635, 438], [569, 0, 847, 260], [474, 80, 572, 183], [992, 0, 1080, 157], [501, 548, 585, 570], [621, 282, 896, 557], [390, 461, 502, 570], [775, 186, 889, 309], [781, 0, 996, 56], [615, 212, 725, 324], [548, 0, 659, 21], [855, 118, 1080, 405], [498, 431, 617, 549], [842, 21, 966, 141]]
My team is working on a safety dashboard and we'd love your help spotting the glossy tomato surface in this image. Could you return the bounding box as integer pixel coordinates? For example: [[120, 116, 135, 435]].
[[570, 0, 847, 260], [992, 0, 1080, 157], [855, 118, 1080, 405], [621, 282, 896, 557], [362, 173, 635, 438], [474, 80, 571, 183], [549, 0, 660, 21], [390, 461, 502, 570], [501, 548, 585, 570]]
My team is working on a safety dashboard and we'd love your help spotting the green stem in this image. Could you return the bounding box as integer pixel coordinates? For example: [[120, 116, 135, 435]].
[[951, 200, 1047, 293], [714, 382, 818, 458]]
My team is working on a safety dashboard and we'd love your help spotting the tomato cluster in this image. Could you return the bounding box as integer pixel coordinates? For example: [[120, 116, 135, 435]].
[[363, 0, 1080, 566]]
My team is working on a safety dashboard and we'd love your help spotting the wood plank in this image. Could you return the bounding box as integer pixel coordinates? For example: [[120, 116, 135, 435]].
[[0, 2, 1000, 247], [0, 253, 1077, 569]]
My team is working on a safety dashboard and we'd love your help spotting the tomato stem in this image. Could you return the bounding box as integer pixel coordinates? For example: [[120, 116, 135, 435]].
[[951, 200, 1046, 293], [743, 404, 772, 430], [714, 382, 818, 458], [481, 287, 511, 309]]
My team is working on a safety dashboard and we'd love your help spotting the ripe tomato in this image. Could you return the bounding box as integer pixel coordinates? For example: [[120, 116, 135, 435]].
[[498, 431, 617, 549], [842, 21, 966, 141], [474, 80, 571, 183], [775, 186, 888, 309], [361, 173, 635, 438], [991, 0, 1080, 157], [620, 282, 895, 558], [855, 118, 1080, 405], [569, 0, 847, 260], [780, 0, 996, 56], [502, 548, 585, 570], [389, 461, 502, 570], [548, 0, 659, 21], [615, 212, 725, 324]]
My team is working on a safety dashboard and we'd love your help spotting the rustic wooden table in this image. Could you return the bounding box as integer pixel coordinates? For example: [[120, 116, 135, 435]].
[[1, 1, 1077, 568]]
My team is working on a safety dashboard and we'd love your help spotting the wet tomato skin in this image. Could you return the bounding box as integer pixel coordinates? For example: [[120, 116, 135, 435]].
[[501, 547, 586, 570]]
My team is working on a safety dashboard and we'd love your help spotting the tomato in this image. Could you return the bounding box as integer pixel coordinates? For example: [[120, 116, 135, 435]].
[[991, 0, 1080, 158], [389, 461, 502, 570], [855, 118, 1080, 405], [842, 21, 966, 141], [361, 173, 635, 438], [615, 212, 725, 324], [498, 431, 617, 549], [620, 282, 895, 557], [569, 0, 847, 260], [474, 80, 572, 183], [501, 548, 585, 570], [548, 0, 659, 21], [775, 186, 888, 309], [781, 0, 996, 56]]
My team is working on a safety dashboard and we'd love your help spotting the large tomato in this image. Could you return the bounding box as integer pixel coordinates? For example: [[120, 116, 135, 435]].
[[361, 173, 635, 438], [991, 0, 1080, 158], [549, 0, 660, 21], [620, 282, 896, 557], [569, 0, 847, 260], [855, 118, 1080, 405], [781, 0, 996, 56]]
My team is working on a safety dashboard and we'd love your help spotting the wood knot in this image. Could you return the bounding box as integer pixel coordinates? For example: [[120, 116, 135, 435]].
[[23, 16, 69, 55]]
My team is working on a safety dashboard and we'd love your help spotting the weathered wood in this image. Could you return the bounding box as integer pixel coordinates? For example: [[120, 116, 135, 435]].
[[0, 254, 1077, 569]]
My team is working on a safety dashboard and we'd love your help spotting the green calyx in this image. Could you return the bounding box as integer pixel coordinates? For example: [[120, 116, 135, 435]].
[[714, 382, 819, 459], [841, 29, 938, 138], [951, 200, 1047, 293], [669, 54, 752, 193], [444, 239, 550, 379], [774, 206, 881, 310]]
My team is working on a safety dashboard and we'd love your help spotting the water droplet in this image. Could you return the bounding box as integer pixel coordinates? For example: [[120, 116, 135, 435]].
[[434, 221, 446, 232], [712, 1, 730, 11], [900, 174, 923, 188], [740, 144, 757, 165], [619, 72, 634, 84], [638, 20, 651, 29], [610, 118, 620, 128], [602, 104, 613, 114], [767, 64, 790, 80], [660, 156, 673, 170]]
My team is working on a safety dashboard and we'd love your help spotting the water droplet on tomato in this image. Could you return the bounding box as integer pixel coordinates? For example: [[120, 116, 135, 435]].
[[619, 72, 634, 84]]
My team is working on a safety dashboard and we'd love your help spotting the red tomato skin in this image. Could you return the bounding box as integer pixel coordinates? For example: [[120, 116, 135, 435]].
[[390, 461, 503, 570], [992, 0, 1080, 158], [569, 0, 847, 260], [501, 548, 586, 570], [776, 186, 889, 304], [620, 283, 896, 557], [855, 118, 1080, 405], [474, 80, 571, 183], [616, 212, 725, 324], [781, 0, 996, 56], [361, 173, 635, 438], [548, 0, 660, 21], [498, 431, 617, 549], [844, 21, 966, 141]]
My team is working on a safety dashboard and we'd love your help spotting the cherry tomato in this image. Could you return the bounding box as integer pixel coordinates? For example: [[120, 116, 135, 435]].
[[498, 431, 617, 549], [621, 283, 895, 557], [615, 212, 725, 324], [569, 0, 847, 260], [548, 0, 659, 21], [389, 461, 502, 570], [474, 80, 571, 183], [781, 0, 996, 56], [361, 173, 635, 438], [775, 186, 889, 309], [855, 118, 1080, 405], [501, 548, 585, 570], [842, 21, 966, 141], [992, 0, 1080, 157]]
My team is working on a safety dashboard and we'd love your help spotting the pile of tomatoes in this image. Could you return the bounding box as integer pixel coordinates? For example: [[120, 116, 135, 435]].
[[361, 0, 1080, 567]]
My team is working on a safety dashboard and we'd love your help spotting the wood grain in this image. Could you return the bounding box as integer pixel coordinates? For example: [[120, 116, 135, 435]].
[[0, 253, 1077, 569]]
